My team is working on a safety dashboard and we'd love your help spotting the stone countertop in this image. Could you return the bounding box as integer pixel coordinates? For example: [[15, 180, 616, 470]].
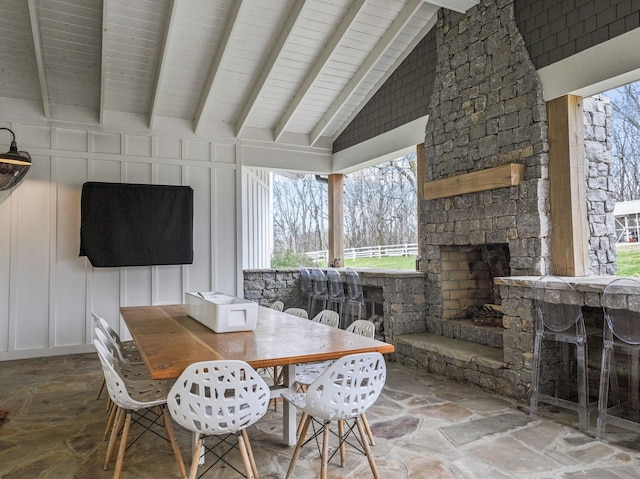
[[244, 267, 425, 278], [495, 275, 618, 292]]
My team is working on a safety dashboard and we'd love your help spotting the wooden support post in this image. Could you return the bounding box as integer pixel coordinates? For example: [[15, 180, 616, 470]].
[[547, 95, 590, 276], [416, 144, 426, 271], [328, 174, 344, 267]]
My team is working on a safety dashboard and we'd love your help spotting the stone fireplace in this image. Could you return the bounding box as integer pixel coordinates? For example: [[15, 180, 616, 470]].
[[440, 244, 510, 325], [400, 0, 617, 399], [419, 2, 551, 337], [419, 1, 616, 340]]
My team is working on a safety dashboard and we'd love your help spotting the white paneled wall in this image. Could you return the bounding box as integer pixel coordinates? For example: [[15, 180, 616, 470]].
[[242, 168, 273, 269], [0, 122, 244, 360]]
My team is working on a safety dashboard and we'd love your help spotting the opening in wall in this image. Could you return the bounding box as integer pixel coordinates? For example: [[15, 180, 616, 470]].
[[440, 244, 510, 326]]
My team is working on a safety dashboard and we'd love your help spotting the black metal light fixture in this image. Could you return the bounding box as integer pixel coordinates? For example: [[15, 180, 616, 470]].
[[0, 127, 31, 191]]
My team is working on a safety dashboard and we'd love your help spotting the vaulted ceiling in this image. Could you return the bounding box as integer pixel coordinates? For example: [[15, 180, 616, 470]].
[[0, 0, 478, 146]]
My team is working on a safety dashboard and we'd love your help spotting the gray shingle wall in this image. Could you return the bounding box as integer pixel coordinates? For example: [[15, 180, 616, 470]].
[[514, 0, 639, 69], [332, 27, 437, 153], [334, 1, 639, 152]]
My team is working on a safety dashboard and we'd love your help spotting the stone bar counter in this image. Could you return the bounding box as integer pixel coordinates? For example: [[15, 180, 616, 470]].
[[243, 268, 427, 346]]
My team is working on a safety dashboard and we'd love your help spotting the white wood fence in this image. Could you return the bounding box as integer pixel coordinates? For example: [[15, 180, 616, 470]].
[[305, 243, 418, 263]]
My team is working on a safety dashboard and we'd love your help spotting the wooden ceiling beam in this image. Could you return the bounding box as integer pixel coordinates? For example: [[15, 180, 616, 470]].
[[235, 1, 307, 138], [274, 0, 368, 143], [194, 0, 246, 135], [313, 0, 430, 146], [27, 0, 50, 119], [149, 0, 180, 130]]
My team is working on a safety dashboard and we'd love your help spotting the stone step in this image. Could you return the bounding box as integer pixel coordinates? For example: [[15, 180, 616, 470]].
[[396, 333, 505, 371], [440, 318, 504, 348]]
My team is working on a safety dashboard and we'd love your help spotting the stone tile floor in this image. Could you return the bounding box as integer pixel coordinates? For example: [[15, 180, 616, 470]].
[[1, 353, 640, 478]]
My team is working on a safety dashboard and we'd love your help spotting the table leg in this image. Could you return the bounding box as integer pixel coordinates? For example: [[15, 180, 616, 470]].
[[283, 364, 297, 446]]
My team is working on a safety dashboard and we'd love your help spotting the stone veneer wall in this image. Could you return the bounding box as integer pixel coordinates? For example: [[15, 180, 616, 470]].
[[243, 269, 427, 345], [420, 0, 550, 332], [584, 95, 616, 275]]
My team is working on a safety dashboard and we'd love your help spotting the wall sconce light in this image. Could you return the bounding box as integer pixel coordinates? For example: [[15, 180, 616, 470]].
[[0, 127, 31, 191]]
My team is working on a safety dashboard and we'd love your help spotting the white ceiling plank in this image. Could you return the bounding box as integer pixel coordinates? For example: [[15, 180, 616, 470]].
[[0, 0, 507, 171], [27, 0, 50, 119], [149, 0, 179, 130], [234, 0, 307, 138], [193, 0, 246, 135], [310, 0, 426, 145], [425, 0, 478, 14], [273, 0, 367, 143]]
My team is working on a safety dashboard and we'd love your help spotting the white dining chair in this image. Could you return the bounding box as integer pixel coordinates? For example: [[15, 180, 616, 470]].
[[283, 352, 386, 479], [269, 300, 285, 311], [294, 318, 377, 444], [284, 307, 308, 318], [311, 309, 339, 328], [167, 360, 270, 479], [93, 337, 186, 479]]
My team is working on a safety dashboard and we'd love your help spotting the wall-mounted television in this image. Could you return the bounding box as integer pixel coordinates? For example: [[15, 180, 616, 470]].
[[80, 182, 193, 267]]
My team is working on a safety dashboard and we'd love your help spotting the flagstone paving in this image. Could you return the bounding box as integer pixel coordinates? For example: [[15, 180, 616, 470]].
[[1, 353, 639, 478]]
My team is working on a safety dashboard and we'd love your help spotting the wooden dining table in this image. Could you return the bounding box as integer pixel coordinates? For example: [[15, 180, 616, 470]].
[[119, 303, 394, 446]]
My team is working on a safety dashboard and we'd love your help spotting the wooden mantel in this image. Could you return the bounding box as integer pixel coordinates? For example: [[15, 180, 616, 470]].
[[422, 163, 525, 200]]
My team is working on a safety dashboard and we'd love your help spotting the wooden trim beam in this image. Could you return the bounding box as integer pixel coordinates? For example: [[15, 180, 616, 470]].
[[547, 95, 590, 276], [328, 174, 344, 267], [422, 163, 524, 200]]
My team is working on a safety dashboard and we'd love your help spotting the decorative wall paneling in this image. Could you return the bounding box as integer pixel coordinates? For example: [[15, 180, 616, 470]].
[[0, 122, 241, 360]]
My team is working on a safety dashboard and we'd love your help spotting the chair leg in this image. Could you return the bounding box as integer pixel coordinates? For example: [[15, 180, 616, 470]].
[[355, 416, 380, 479], [96, 377, 106, 400], [241, 429, 259, 479], [161, 406, 187, 478], [113, 411, 132, 479], [296, 412, 308, 437], [188, 434, 203, 479], [361, 412, 375, 446], [238, 432, 256, 479], [575, 342, 589, 431], [320, 420, 330, 479], [286, 414, 312, 479], [597, 345, 613, 440], [104, 403, 119, 441], [529, 333, 543, 417], [337, 420, 345, 467], [630, 349, 640, 422], [105, 407, 125, 469]]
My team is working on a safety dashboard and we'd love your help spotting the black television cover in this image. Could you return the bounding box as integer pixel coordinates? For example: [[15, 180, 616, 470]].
[[80, 182, 194, 267]]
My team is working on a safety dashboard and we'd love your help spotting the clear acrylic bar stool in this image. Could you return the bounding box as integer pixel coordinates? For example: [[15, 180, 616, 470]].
[[597, 277, 640, 439], [529, 275, 592, 431]]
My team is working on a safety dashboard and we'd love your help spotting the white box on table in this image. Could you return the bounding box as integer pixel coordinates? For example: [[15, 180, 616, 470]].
[[185, 292, 258, 333]]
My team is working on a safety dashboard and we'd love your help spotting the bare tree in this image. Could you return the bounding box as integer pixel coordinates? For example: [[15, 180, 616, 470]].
[[272, 154, 417, 260], [343, 154, 417, 248], [610, 82, 640, 201], [273, 175, 327, 253]]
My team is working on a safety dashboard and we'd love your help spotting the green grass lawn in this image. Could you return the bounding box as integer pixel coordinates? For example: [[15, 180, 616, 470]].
[[615, 244, 640, 276], [342, 244, 640, 276], [343, 256, 417, 269]]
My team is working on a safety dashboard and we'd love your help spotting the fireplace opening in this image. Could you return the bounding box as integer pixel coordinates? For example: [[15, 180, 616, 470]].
[[440, 244, 510, 327]]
